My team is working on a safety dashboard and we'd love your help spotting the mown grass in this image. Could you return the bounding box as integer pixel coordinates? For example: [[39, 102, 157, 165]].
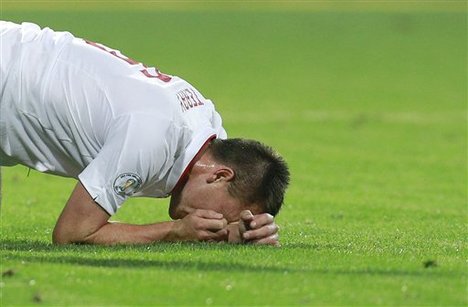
[[1, 2, 467, 305]]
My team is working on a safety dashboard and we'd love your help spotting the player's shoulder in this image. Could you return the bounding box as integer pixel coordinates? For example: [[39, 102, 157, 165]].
[[107, 111, 179, 150]]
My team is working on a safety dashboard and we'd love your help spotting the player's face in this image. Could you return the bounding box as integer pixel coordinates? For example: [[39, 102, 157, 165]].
[[169, 154, 258, 223]]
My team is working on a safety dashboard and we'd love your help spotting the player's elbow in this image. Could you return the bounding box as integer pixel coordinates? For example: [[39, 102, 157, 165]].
[[52, 226, 75, 244], [52, 235, 68, 245], [52, 224, 87, 245], [52, 228, 70, 244], [53, 220, 106, 245]]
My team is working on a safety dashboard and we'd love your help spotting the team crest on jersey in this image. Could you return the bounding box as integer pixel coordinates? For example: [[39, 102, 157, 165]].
[[113, 173, 142, 196]]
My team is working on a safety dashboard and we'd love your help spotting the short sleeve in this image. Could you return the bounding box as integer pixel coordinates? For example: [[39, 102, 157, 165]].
[[78, 114, 175, 215]]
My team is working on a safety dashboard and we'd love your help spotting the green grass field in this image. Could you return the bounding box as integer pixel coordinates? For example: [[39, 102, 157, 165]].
[[1, 1, 467, 305]]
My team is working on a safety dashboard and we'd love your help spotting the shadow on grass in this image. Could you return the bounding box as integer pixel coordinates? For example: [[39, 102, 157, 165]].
[[0, 239, 326, 252], [6, 253, 294, 273], [2, 239, 313, 271], [1, 239, 300, 273], [1, 239, 459, 277], [0, 238, 205, 252]]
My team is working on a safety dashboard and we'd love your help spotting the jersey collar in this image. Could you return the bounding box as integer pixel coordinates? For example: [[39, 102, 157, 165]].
[[165, 128, 217, 194]]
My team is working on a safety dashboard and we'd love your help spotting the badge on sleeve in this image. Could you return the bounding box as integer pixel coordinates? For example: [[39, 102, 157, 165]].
[[113, 173, 142, 196]]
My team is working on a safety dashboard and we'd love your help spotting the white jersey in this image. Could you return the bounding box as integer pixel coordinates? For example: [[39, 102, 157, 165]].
[[0, 21, 227, 215]]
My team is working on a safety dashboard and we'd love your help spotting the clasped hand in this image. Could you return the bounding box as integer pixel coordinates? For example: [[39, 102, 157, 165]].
[[174, 209, 280, 246]]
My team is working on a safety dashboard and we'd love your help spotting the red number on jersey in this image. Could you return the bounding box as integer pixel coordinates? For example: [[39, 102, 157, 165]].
[[85, 40, 172, 83]]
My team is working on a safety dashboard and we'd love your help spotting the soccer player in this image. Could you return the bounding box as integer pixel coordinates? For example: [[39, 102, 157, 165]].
[[0, 21, 289, 246]]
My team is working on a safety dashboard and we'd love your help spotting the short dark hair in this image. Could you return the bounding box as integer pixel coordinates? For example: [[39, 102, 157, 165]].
[[208, 138, 290, 216]]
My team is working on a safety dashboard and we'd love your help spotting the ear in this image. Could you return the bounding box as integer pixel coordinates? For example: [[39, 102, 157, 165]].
[[206, 167, 235, 184]]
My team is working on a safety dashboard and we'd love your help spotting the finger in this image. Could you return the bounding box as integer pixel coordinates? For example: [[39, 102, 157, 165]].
[[225, 223, 241, 243], [193, 209, 224, 219], [250, 234, 280, 247], [239, 210, 254, 234], [200, 217, 227, 231], [242, 223, 278, 241], [181, 206, 195, 215], [196, 217, 228, 232], [240, 210, 254, 223], [200, 228, 228, 241], [214, 228, 229, 242], [249, 213, 274, 229]]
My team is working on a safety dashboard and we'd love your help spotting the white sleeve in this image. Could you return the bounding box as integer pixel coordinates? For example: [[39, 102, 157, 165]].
[[78, 115, 175, 215], [207, 99, 227, 139]]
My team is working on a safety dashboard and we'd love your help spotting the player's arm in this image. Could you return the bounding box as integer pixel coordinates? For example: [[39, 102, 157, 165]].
[[226, 210, 280, 246], [52, 182, 228, 245]]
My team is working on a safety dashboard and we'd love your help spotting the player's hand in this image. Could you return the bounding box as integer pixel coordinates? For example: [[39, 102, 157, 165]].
[[238, 210, 280, 246], [173, 209, 228, 242]]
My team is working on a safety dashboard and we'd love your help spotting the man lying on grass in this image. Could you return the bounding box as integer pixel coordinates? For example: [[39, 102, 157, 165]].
[[0, 21, 290, 246]]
